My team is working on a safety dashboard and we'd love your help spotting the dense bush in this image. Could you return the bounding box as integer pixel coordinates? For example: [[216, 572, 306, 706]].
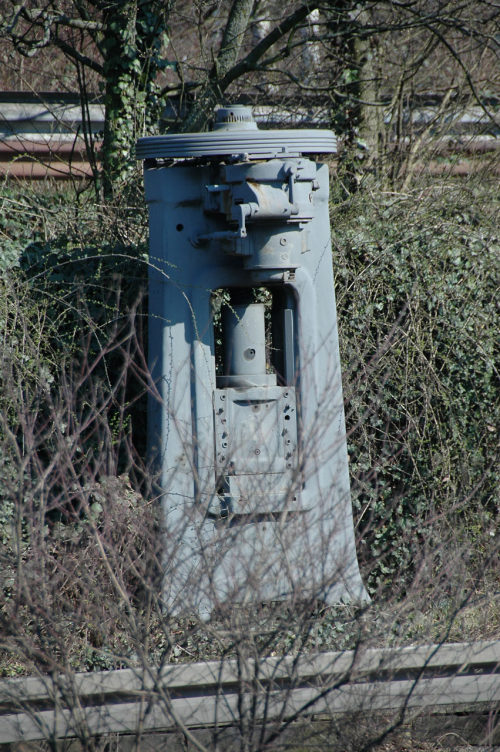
[[333, 180, 499, 590], [0, 186, 152, 629]]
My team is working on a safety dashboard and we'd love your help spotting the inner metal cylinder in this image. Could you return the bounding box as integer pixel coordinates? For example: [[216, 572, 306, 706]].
[[222, 300, 269, 387]]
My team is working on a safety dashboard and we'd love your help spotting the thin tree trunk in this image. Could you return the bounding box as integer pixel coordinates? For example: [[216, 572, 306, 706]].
[[101, 1, 138, 198], [354, 15, 384, 174], [101, 0, 170, 199], [179, 0, 255, 133]]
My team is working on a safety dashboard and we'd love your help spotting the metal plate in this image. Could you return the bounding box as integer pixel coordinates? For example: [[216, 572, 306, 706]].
[[215, 386, 297, 476], [214, 385, 299, 513], [135, 129, 337, 159]]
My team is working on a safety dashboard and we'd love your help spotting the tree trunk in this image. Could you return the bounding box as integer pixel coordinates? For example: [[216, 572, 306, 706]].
[[101, 0, 169, 199], [328, 3, 384, 196], [354, 12, 384, 175], [179, 0, 255, 133]]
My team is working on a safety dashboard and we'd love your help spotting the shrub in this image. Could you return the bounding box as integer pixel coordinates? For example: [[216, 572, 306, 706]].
[[333, 179, 499, 591]]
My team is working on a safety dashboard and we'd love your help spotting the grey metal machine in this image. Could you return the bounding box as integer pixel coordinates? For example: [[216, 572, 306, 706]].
[[136, 106, 368, 615]]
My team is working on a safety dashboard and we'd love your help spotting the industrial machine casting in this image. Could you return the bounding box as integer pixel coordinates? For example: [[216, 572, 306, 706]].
[[136, 105, 368, 615]]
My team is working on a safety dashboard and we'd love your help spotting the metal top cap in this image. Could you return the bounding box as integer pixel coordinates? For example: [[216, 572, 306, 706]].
[[135, 104, 337, 160], [213, 105, 258, 131]]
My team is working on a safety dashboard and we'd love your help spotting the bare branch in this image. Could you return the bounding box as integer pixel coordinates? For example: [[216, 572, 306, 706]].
[[180, 0, 255, 132], [16, 7, 104, 31], [421, 18, 499, 127], [220, 3, 320, 89], [180, 2, 320, 132], [53, 37, 104, 75]]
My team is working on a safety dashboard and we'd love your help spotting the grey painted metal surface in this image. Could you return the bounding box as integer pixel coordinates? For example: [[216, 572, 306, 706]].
[[137, 105, 368, 615], [134, 129, 337, 158], [3, 675, 499, 743], [1, 640, 499, 743]]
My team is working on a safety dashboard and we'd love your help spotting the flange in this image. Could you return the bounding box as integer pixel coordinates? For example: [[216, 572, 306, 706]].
[[135, 105, 337, 160]]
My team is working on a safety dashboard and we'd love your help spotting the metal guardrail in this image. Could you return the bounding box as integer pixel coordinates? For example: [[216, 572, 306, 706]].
[[0, 92, 498, 178], [0, 640, 499, 744]]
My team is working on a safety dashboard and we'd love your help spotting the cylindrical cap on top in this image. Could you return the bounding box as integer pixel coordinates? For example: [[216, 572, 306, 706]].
[[213, 105, 258, 131]]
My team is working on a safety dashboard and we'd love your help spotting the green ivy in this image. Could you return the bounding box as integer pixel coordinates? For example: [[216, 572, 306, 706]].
[[333, 182, 499, 591], [100, 1, 170, 197]]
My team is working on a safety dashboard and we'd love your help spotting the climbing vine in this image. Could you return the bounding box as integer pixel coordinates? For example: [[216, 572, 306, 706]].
[[100, 1, 172, 198]]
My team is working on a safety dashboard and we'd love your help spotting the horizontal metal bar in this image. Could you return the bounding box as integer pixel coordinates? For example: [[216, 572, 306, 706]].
[[0, 161, 94, 179], [1, 640, 498, 706], [1, 672, 499, 744], [0, 643, 498, 744]]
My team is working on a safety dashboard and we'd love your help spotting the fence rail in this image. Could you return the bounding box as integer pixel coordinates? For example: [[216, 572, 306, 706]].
[[1, 92, 498, 179], [0, 640, 499, 744]]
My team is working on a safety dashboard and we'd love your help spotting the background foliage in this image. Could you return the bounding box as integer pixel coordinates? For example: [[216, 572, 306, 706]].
[[334, 179, 499, 591]]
